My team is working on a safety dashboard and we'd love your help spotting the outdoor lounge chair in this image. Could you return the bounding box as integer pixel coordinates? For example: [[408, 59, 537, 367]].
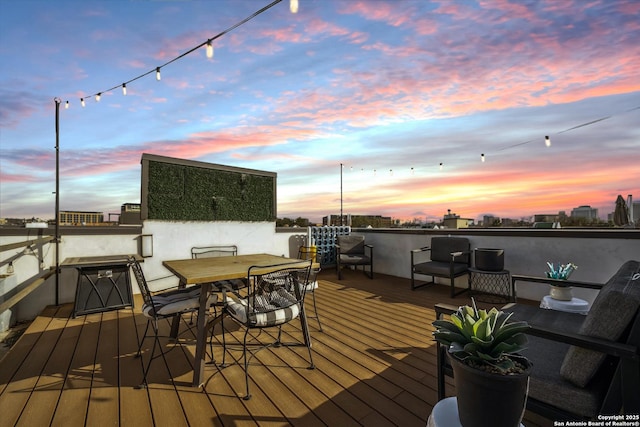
[[434, 260, 640, 421], [335, 235, 373, 280], [411, 236, 470, 297]]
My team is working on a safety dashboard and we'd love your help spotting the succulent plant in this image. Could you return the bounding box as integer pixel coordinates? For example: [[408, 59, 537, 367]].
[[433, 299, 530, 374]]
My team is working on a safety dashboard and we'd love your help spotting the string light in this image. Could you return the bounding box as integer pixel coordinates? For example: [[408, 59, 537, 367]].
[[545, 135, 551, 147], [290, 0, 299, 13], [439, 162, 443, 170], [156, 67, 161, 81], [95, 93, 101, 102], [481, 153, 485, 162], [206, 40, 214, 59], [65, 101, 69, 109], [81, 98, 85, 107], [122, 83, 127, 96]]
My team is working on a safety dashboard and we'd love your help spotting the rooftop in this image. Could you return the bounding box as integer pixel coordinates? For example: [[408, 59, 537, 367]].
[[0, 269, 550, 426]]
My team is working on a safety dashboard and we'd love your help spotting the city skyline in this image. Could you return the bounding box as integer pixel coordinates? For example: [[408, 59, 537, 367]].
[[1, 0, 639, 223]]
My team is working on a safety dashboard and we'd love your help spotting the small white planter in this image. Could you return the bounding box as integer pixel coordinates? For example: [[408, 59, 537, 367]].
[[549, 285, 572, 301]]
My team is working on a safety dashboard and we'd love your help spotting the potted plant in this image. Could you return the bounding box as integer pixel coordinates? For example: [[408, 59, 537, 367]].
[[546, 262, 578, 300], [432, 300, 531, 427]]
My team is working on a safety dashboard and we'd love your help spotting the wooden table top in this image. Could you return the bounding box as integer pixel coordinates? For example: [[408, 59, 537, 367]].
[[162, 253, 312, 285]]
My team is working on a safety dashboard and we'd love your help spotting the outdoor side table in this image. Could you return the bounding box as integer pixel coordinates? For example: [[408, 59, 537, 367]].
[[62, 255, 138, 317], [540, 295, 590, 315], [469, 268, 514, 303]]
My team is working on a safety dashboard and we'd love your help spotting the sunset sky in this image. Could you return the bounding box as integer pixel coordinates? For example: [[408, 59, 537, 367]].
[[1, 0, 638, 223]]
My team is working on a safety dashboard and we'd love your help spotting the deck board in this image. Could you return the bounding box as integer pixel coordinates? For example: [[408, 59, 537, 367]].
[[0, 270, 551, 426]]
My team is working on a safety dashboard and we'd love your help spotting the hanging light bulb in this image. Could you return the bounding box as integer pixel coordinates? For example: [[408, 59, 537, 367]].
[[156, 67, 161, 81], [65, 101, 69, 109], [439, 162, 443, 170], [206, 40, 214, 59], [81, 98, 85, 107], [410, 167, 415, 175], [7, 262, 14, 274], [545, 136, 551, 147], [122, 83, 127, 95], [96, 93, 101, 102], [481, 153, 485, 162], [290, 0, 299, 13], [389, 169, 393, 176]]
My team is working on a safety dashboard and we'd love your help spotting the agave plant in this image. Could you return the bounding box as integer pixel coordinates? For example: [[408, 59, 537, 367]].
[[433, 299, 530, 374]]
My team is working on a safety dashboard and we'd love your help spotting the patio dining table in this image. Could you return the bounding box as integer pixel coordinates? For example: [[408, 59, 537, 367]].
[[162, 253, 314, 387]]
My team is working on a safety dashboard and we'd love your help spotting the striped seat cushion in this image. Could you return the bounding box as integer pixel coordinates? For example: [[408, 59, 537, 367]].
[[211, 278, 248, 292], [142, 287, 217, 318], [227, 288, 300, 327]]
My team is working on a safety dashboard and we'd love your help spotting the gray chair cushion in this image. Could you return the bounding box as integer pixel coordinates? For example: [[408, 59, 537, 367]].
[[337, 235, 365, 254], [560, 260, 640, 387], [430, 237, 470, 264], [413, 261, 468, 277], [142, 287, 216, 317]]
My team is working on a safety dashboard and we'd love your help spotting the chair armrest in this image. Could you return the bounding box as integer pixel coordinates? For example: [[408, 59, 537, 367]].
[[434, 302, 459, 319], [526, 324, 639, 361], [511, 274, 604, 290], [411, 246, 431, 253]]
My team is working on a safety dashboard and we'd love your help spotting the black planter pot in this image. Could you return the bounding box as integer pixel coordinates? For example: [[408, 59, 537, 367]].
[[474, 248, 505, 271], [450, 354, 531, 427]]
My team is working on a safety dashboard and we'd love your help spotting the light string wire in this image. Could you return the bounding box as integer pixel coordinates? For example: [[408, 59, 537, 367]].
[[68, 0, 285, 105], [341, 103, 639, 176]]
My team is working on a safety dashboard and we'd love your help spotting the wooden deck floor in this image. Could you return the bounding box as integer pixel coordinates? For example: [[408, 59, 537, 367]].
[[0, 270, 552, 427]]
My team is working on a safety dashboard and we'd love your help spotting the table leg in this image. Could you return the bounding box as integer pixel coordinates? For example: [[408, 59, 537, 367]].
[[192, 282, 211, 387]]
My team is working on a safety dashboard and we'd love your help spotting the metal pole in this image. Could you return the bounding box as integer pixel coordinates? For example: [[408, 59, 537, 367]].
[[54, 98, 60, 306], [340, 163, 343, 226]]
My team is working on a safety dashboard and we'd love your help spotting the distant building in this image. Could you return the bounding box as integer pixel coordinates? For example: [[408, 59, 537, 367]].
[[119, 203, 142, 225], [323, 214, 392, 228], [482, 215, 500, 226], [59, 210, 104, 225], [571, 205, 598, 220], [443, 209, 474, 229], [534, 214, 560, 223]]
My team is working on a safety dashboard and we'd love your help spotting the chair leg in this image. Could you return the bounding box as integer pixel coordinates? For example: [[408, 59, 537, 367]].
[[136, 320, 151, 357], [310, 291, 323, 332], [300, 312, 315, 370], [450, 277, 456, 298], [242, 329, 252, 400], [220, 313, 228, 368], [137, 319, 161, 389]]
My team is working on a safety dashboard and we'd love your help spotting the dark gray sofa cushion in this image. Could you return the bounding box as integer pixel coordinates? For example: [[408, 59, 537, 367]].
[[560, 260, 640, 387], [508, 304, 609, 418]]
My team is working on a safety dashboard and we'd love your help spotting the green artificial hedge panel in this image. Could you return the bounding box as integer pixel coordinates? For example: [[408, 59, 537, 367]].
[[146, 161, 275, 221]]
